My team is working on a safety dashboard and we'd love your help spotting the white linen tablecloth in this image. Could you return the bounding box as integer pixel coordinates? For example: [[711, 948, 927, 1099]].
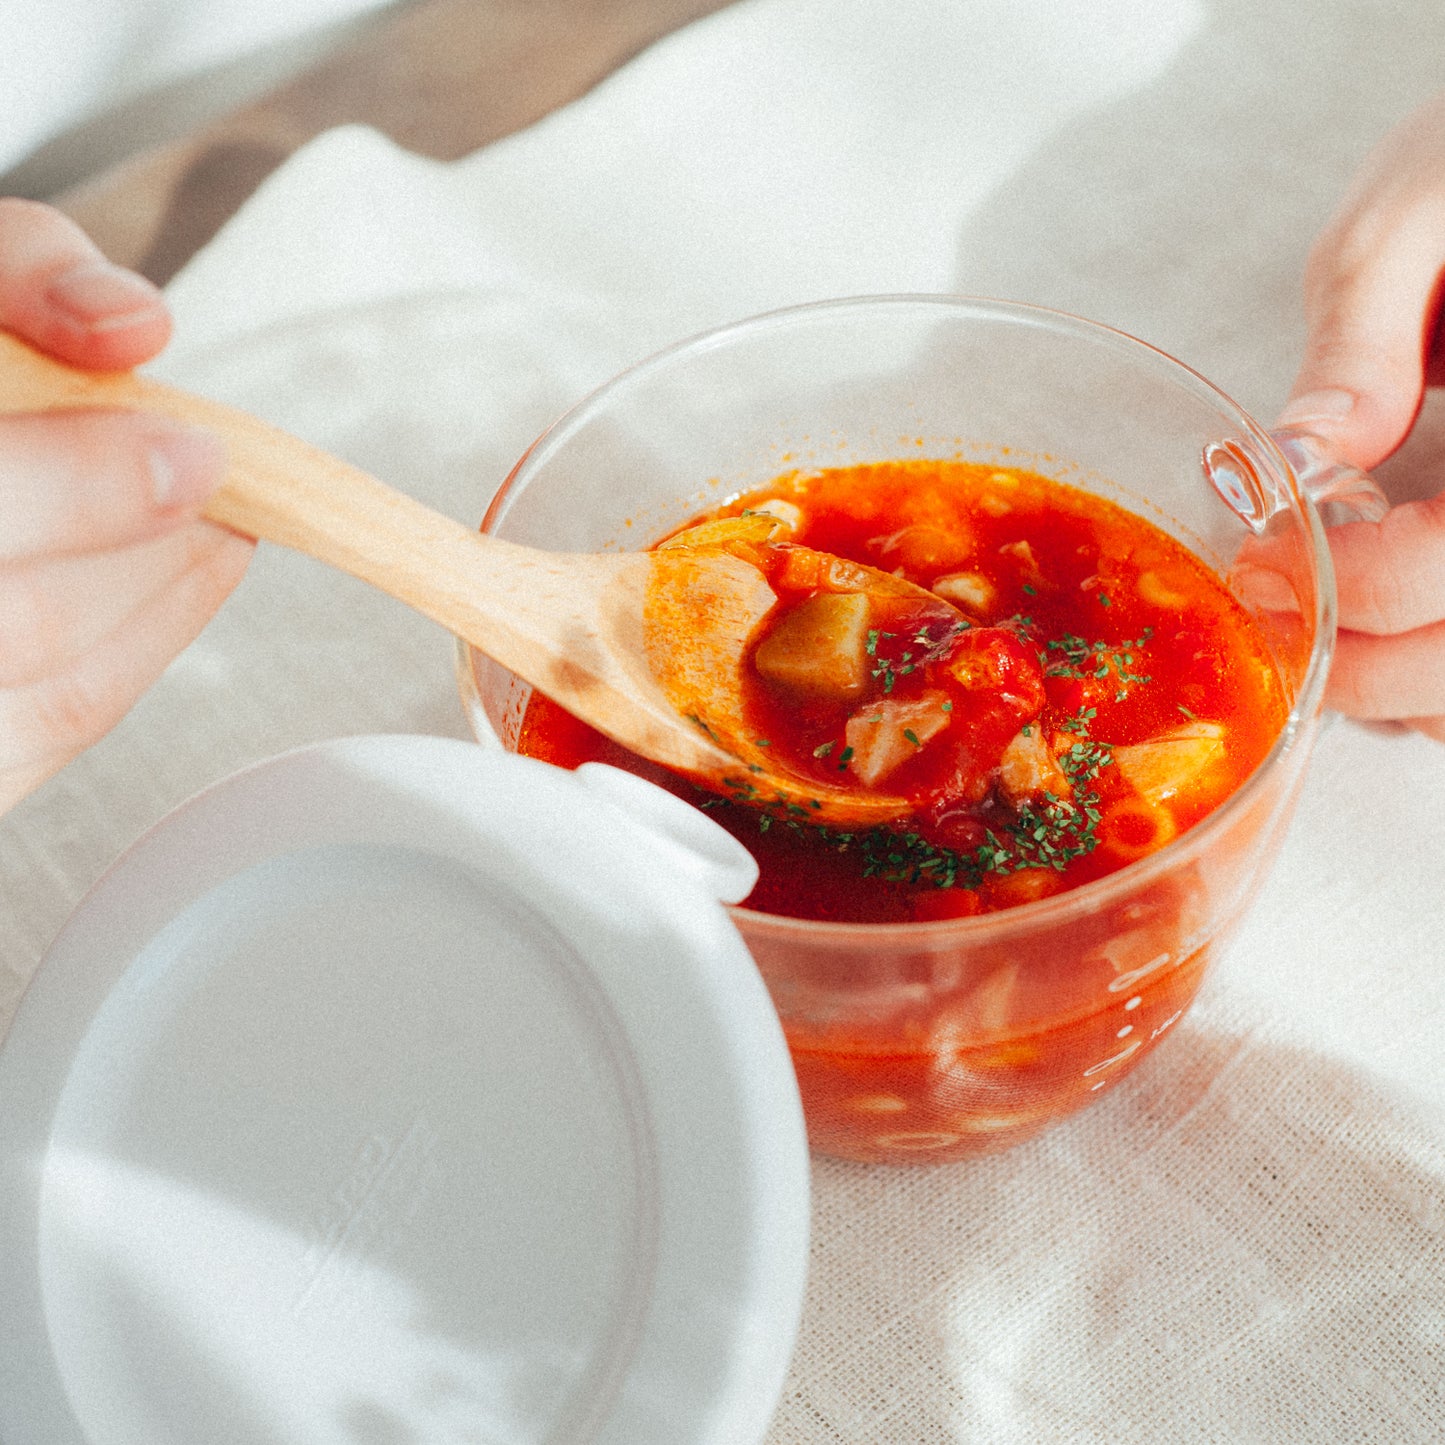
[[4, 1, 1445, 1439]]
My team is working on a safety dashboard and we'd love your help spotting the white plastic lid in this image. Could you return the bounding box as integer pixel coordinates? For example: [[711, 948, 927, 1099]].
[[0, 736, 810, 1445]]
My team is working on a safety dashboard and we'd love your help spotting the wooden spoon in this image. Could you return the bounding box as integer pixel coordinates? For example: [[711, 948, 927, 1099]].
[[0, 332, 922, 827]]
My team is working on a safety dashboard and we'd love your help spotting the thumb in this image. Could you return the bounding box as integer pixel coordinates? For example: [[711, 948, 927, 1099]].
[[1277, 102, 1445, 471], [1278, 218, 1441, 472], [0, 198, 171, 370]]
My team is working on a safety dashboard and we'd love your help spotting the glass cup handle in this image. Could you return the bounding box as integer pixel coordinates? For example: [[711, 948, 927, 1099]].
[[1269, 424, 1390, 524]]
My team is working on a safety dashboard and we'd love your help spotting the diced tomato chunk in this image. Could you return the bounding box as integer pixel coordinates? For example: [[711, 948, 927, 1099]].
[[1044, 674, 1085, 713], [946, 627, 1045, 718]]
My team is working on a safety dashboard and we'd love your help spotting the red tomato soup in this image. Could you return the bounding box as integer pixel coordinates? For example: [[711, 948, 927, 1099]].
[[515, 459, 1288, 1159]]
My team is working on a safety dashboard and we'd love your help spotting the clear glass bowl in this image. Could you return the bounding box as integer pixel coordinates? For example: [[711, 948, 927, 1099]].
[[457, 296, 1356, 1164]]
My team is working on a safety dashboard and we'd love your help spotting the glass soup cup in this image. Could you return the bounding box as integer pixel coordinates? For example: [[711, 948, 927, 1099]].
[[457, 296, 1380, 1164]]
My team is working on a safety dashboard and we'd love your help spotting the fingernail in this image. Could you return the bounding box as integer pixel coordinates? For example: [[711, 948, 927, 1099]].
[[1275, 388, 1356, 429], [46, 260, 164, 332], [147, 426, 226, 511]]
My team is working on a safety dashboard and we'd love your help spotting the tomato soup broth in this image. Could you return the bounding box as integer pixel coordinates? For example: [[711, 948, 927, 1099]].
[[516, 459, 1288, 1159], [521, 460, 1285, 919]]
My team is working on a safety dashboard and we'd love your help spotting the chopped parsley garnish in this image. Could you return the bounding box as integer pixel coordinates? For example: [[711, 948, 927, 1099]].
[[705, 584, 1148, 894], [990, 735, 1112, 873], [865, 621, 963, 694], [1060, 706, 1099, 736], [1044, 627, 1154, 692], [685, 712, 724, 745], [726, 721, 1115, 891], [866, 628, 899, 692]]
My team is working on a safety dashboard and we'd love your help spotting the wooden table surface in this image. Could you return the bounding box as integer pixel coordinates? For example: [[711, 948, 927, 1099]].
[[57, 0, 736, 286]]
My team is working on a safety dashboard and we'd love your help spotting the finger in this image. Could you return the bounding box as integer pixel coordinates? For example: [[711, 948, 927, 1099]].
[[1278, 98, 1445, 470], [1402, 714, 1445, 743], [0, 198, 170, 370], [0, 528, 252, 812], [1325, 621, 1445, 720], [1325, 493, 1445, 634], [0, 523, 254, 687], [1280, 211, 1444, 469], [0, 408, 227, 561]]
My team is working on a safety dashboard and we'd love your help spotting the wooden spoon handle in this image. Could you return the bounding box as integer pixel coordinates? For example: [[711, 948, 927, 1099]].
[[0, 328, 485, 585], [0, 330, 613, 658], [0, 330, 731, 774], [0, 332, 922, 821]]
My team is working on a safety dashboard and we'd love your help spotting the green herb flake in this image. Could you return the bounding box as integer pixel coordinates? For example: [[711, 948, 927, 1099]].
[[1043, 626, 1153, 693], [685, 711, 724, 744]]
